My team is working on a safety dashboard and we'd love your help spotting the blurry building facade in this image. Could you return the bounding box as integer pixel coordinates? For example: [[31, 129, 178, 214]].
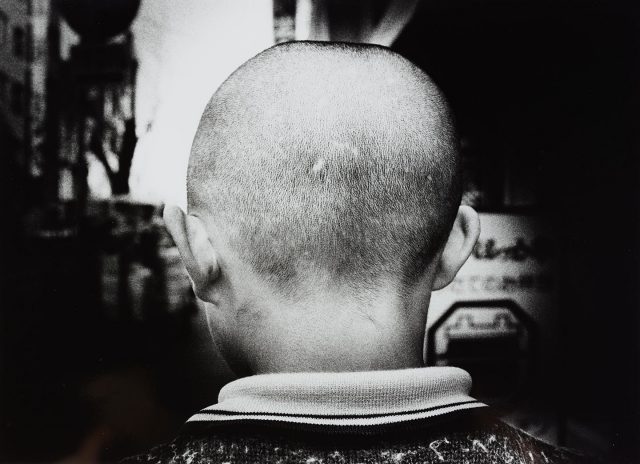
[[0, 0, 48, 178]]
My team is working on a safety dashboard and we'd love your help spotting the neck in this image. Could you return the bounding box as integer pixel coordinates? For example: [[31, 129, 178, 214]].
[[237, 282, 431, 375], [251, 337, 425, 374]]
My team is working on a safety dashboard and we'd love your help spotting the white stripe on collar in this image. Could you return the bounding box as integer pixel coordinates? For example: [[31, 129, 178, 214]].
[[186, 367, 487, 427]]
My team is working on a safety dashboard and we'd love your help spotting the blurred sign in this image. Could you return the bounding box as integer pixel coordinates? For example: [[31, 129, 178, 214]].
[[427, 213, 556, 349]]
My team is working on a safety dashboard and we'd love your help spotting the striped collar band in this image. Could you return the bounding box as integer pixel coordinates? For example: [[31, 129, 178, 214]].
[[186, 367, 486, 427]]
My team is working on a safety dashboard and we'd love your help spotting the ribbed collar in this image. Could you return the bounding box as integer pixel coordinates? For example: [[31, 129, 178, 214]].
[[186, 367, 486, 427]]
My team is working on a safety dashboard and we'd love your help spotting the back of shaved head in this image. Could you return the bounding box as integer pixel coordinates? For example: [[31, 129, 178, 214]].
[[188, 41, 460, 292]]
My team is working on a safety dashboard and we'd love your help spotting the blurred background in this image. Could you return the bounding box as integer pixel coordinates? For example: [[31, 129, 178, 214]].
[[0, 0, 638, 462]]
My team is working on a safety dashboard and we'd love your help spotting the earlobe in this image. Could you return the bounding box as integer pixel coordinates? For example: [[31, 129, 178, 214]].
[[432, 205, 480, 291], [163, 205, 220, 301]]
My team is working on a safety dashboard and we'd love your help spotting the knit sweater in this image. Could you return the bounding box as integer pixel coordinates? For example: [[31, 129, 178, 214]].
[[122, 367, 592, 463]]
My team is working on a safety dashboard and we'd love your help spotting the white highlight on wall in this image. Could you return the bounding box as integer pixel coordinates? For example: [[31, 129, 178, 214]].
[[129, 0, 275, 208]]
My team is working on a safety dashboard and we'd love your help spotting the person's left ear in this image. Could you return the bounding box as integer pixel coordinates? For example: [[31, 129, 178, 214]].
[[163, 205, 220, 302]]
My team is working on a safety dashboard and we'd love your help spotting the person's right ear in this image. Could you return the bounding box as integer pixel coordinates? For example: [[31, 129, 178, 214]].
[[432, 205, 480, 291], [163, 205, 220, 302]]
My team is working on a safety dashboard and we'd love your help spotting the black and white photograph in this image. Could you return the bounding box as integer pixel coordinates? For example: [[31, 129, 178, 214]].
[[0, 0, 638, 462]]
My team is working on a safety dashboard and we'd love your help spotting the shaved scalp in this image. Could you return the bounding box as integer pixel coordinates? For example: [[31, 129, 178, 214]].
[[188, 41, 461, 292]]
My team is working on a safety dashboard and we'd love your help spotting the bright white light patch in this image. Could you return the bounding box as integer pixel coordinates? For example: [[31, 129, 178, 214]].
[[130, 0, 275, 208]]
